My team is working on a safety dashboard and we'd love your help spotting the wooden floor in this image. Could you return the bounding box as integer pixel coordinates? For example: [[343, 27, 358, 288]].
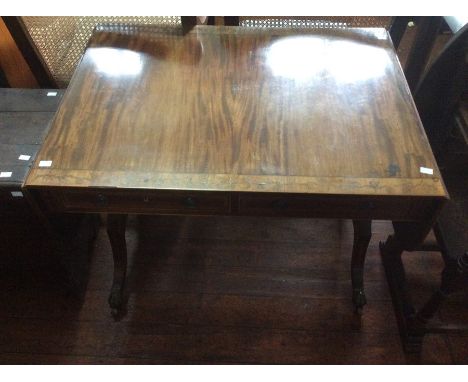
[[0, 215, 467, 364], [1, 22, 467, 365]]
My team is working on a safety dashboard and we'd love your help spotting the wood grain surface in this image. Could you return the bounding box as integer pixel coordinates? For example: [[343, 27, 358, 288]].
[[0, 18, 39, 88], [25, 25, 446, 201], [0, 217, 463, 364]]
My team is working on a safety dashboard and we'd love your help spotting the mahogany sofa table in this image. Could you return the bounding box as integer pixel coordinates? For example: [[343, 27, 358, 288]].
[[24, 25, 448, 316]]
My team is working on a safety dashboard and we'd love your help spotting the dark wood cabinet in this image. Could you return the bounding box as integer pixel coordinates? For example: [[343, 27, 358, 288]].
[[0, 88, 97, 295]]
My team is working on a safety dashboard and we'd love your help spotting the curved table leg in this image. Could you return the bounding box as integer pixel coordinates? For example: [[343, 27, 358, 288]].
[[351, 220, 372, 313], [415, 251, 468, 325], [106, 213, 128, 316], [379, 220, 435, 353]]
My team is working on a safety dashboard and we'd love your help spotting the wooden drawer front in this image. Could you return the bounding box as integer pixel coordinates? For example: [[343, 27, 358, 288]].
[[238, 194, 425, 220], [55, 189, 231, 215]]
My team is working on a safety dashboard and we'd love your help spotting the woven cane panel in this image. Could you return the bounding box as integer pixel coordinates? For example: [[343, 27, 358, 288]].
[[239, 16, 392, 29], [21, 16, 181, 87]]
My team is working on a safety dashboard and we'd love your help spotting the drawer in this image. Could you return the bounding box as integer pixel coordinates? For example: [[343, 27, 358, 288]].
[[238, 194, 427, 220], [51, 188, 231, 215]]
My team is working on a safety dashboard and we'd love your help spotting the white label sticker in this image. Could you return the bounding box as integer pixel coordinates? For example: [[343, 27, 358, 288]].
[[420, 167, 434, 175], [18, 154, 31, 161], [0, 171, 13, 178], [39, 160, 52, 167], [11, 191, 23, 198], [47, 91, 57, 96]]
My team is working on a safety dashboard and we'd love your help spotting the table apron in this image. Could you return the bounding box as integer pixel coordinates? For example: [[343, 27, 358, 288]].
[[28, 187, 444, 222]]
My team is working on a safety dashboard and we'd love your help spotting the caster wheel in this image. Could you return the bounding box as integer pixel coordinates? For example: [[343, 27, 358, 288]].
[[111, 308, 120, 318], [352, 289, 367, 312], [354, 306, 364, 315], [108, 286, 124, 312]]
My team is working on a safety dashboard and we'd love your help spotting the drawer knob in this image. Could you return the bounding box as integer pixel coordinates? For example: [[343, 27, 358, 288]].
[[143, 196, 150, 203], [97, 193, 108, 205], [272, 199, 288, 209], [183, 196, 197, 209]]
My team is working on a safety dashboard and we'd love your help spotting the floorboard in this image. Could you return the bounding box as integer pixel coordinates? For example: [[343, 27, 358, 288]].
[[0, 216, 465, 364]]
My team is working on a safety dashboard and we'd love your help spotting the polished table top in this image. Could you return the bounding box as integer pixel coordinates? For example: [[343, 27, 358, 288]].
[[25, 25, 447, 200]]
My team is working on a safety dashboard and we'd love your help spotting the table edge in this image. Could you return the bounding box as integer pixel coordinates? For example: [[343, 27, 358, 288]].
[[24, 169, 448, 199]]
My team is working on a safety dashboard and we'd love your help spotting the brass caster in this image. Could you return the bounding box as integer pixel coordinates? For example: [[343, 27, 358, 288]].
[[352, 288, 367, 312], [108, 283, 124, 314], [354, 306, 364, 315], [111, 308, 120, 318]]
